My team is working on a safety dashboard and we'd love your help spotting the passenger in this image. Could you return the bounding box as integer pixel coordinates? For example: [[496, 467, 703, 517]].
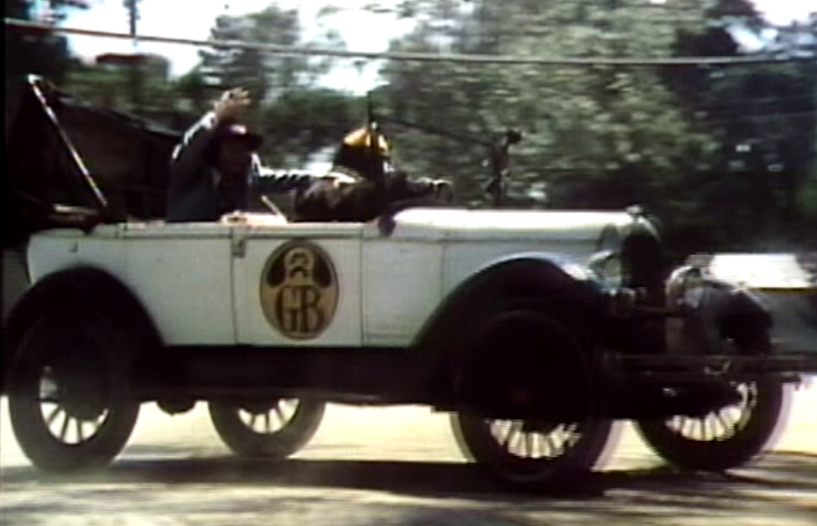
[[294, 125, 452, 222], [167, 88, 351, 222]]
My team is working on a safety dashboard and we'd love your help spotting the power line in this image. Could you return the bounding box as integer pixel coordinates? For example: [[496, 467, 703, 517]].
[[701, 111, 817, 125], [4, 17, 812, 68]]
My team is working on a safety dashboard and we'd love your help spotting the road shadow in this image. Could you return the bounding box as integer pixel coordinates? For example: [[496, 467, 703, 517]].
[[2, 450, 816, 503]]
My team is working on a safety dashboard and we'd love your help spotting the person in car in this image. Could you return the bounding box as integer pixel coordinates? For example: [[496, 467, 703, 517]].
[[294, 124, 452, 222], [167, 88, 353, 222]]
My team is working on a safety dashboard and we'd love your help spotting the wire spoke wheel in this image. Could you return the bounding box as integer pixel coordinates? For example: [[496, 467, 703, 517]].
[[491, 420, 583, 460], [665, 383, 756, 442], [209, 398, 325, 458], [9, 311, 140, 472], [636, 377, 788, 471], [452, 413, 613, 488], [236, 399, 301, 435], [451, 308, 614, 489]]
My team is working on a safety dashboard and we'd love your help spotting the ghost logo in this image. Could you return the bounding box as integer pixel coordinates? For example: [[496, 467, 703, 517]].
[[260, 241, 339, 340]]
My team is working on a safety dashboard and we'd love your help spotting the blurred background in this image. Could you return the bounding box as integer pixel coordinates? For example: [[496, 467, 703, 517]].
[[4, 0, 816, 264]]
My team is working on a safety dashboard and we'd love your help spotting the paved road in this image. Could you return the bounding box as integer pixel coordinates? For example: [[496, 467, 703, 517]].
[[1, 380, 815, 526]]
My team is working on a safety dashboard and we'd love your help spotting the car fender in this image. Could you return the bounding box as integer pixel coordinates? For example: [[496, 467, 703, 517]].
[[4, 266, 164, 388], [408, 253, 607, 397]]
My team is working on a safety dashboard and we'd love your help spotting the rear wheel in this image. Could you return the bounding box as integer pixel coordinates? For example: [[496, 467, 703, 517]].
[[450, 309, 614, 488], [9, 309, 140, 472], [209, 399, 325, 458]]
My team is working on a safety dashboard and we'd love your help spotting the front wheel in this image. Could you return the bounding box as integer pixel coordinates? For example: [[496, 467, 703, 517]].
[[450, 308, 615, 489], [9, 311, 140, 472], [635, 377, 787, 471], [451, 414, 614, 488], [209, 399, 325, 458]]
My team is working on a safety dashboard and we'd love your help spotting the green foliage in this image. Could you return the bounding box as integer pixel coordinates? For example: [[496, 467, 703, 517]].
[[195, 4, 361, 165], [259, 88, 360, 165], [5, 0, 86, 130], [8, 0, 813, 254], [379, 0, 817, 253], [381, 1, 713, 207]]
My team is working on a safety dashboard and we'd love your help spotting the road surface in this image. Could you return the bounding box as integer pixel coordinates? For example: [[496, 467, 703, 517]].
[[1, 380, 815, 526]]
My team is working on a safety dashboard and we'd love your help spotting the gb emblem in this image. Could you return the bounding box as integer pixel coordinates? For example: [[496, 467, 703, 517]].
[[260, 241, 339, 340]]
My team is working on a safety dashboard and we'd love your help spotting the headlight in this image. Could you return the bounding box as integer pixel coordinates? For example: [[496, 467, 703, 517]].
[[588, 250, 623, 289]]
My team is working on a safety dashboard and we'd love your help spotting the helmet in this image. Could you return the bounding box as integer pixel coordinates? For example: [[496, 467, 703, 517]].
[[333, 125, 391, 180]]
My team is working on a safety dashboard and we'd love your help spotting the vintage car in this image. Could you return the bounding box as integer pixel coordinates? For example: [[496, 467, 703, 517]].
[[4, 76, 816, 489]]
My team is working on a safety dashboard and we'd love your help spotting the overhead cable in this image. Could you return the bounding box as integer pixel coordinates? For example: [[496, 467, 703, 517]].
[[4, 17, 812, 67]]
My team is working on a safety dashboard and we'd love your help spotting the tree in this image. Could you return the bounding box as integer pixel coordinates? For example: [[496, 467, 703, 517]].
[[197, 5, 362, 166], [379, 0, 816, 254], [5, 0, 88, 132], [380, 0, 714, 209], [198, 7, 303, 111], [664, 4, 817, 250], [260, 88, 360, 166]]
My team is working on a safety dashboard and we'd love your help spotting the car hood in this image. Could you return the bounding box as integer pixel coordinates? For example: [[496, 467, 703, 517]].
[[383, 207, 637, 242]]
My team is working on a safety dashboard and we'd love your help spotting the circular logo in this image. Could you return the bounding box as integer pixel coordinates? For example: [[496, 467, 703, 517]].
[[260, 241, 339, 340]]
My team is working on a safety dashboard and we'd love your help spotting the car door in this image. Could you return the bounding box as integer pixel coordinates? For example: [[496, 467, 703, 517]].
[[232, 221, 364, 346]]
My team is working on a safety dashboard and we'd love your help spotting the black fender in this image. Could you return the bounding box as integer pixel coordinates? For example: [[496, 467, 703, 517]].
[[407, 255, 608, 401], [4, 266, 165, 392]]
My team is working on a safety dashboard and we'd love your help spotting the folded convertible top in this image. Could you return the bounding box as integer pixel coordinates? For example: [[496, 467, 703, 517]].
[[3, 75, 180, 246]]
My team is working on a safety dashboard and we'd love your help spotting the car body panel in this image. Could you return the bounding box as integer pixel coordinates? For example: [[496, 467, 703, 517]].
[[25, 208, 638, 349], [363, 239, 444, 346], [235, 232, 364, 346]]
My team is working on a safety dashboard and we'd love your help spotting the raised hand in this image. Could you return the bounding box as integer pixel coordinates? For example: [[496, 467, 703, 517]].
[[213, 87, 251, 122]]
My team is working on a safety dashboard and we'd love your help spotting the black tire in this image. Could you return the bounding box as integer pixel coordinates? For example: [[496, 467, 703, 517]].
[[635, 376, 787, 471], [451, 413, 614, 489], [636, 319, 789, 471], [450, 309, 614, 488], [8, 308, 140, 472], [209, 399, 325, 458]]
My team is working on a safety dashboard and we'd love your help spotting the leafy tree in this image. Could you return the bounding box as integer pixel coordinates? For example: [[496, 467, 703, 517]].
[[380, 1, 714, 209], [260, 88, 360, 166], [379, 0, 816, 254], [665, 4, 817, 250], [198, 6, 304, 110], [196, 4, 360, 165], [5, 0, 87, 132]]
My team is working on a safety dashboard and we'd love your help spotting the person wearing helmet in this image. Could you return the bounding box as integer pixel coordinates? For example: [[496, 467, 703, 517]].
[[294, 123, 452, 222], [167, 88, 339, 222], [331, 124, 393, 181]]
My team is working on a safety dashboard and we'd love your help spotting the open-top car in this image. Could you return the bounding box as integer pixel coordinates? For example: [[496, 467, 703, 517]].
[[4, 76, 816, 488]]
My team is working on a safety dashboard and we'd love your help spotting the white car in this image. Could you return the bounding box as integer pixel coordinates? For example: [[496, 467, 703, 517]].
[[5, 76, 816, 489]]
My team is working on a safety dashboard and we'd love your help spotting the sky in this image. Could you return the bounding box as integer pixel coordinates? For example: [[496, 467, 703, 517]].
[[57, 0, 414, 92], [53, 0, 817, 93]]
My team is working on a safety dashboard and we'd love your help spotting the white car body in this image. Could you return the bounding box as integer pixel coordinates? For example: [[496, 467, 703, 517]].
[[27, 208, 635, 349]]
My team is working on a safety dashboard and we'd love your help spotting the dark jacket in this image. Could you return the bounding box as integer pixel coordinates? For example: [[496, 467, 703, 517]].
[[166, 112, 314, 222]]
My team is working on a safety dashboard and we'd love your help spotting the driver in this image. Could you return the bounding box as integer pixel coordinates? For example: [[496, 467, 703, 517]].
[[167, 88, 349, 222]]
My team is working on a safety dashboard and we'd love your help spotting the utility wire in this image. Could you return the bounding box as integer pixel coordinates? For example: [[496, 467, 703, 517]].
[[4, 17, 812, 67]]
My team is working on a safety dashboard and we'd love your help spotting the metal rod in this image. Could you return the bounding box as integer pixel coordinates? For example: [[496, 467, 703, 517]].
[[27, 75, 109, 213]]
